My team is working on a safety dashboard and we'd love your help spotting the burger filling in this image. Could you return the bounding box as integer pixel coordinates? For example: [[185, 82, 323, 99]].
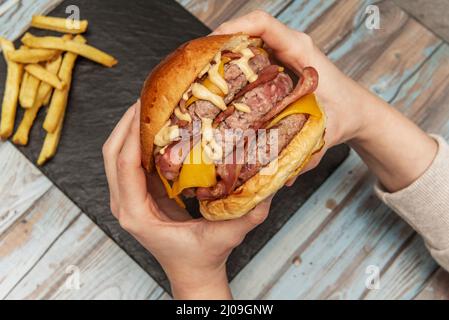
[[153, 40, 319, 203]]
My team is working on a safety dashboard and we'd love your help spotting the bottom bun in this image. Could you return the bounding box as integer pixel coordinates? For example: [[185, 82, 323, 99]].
[[199, 103, 326, 221]]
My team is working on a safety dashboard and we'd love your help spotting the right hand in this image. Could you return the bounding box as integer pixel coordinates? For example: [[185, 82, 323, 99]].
[[213, 10, 374, 181]]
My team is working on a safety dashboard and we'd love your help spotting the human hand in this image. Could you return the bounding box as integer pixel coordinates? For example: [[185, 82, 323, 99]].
[[103, 101, 273, 299], [213, 10, 376, 181], [214, 11, 437, 192]]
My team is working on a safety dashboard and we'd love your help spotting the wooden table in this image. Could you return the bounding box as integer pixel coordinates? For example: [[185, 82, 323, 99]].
[[1, 0, 448, 300]]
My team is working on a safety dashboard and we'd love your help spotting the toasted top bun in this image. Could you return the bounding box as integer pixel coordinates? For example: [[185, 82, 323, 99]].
[[140, 34, 250, 172], [140, 34, 326, 221]]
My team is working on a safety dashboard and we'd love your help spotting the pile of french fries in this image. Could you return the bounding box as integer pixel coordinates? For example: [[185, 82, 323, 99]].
[[0, 15, 117, 165]]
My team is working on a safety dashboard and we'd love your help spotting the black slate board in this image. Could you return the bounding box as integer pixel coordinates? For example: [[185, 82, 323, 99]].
[[0, 0, 349, 293]]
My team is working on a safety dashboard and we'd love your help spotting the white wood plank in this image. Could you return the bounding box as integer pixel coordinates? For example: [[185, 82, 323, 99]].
[[6, 214, 161, 300], [0, 185, 80, 298], [0, 142, 52, 234], [0, 0, 62, 40], [158, 292, 173, 300]]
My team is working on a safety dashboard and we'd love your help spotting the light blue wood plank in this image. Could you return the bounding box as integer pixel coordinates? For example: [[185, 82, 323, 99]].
[[391, 44, 449, 138], [307, 0, 380, 53], [364, 235, 437, 300], [262, 187, 414, 299], [277, 0, 336, 32], [328, 1, 408, 80], [362, 25, 442, 103], [231, 152, 369, 299]]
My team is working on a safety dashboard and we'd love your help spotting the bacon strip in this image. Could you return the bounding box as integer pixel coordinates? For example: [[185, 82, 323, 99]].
[[179, 98, 187, 113], [196, 146, 244, 201], [213, 105, 234, 127], [252, 66, 319, 129], [234, 65, 280, 100], [156, 135, 200, 181], [211, 65, 281, 127], [221, 51, 242, 60]]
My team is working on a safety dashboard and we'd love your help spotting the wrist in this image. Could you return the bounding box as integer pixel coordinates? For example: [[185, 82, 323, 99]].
[[348, 88, 393, 145], [168, 264, 232, 300]]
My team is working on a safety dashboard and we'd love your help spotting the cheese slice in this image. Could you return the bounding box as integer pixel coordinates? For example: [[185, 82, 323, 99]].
[[267, 94, 322, 129], [156, 166, 185, 208], [171, 142, 217, 196]]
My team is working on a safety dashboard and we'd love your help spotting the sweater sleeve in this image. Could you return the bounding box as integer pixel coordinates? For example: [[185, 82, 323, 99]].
[[375, 135, 449, 271]]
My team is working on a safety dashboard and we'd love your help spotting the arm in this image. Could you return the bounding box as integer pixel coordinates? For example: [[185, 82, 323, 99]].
[[349, 90, 437, 192], [214, 11, 449, 271], [349, 85, 449, 271]]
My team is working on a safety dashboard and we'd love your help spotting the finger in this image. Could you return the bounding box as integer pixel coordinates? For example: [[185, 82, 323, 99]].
[[103, 103, 137, 216], [216, 195, 274, 239], [286, 175, 298, 187], [147, 172, 192, 222], [116, 101, 151, 215]]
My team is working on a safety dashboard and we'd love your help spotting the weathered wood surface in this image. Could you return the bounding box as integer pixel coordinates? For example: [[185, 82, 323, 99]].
[[231, 0, 449, 299], [6, 215, 163, 300], [0, 0, 163, 300], [0, 0, 448, 299], [176, 0, 289, 29]]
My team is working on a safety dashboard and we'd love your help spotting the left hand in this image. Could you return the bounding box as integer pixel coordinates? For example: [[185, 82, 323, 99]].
[[102, 100, 273, 299], [212, 11, 372, 185]]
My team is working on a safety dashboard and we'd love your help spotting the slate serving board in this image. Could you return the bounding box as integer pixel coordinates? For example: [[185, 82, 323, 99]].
[[0, 0, 349, 293]]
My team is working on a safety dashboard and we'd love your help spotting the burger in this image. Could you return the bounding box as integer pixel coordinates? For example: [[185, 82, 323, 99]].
[[140, 34, 325, 221]]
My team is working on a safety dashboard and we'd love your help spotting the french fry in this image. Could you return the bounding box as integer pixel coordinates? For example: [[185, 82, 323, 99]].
[[7, 48, 59, 63], [0, 37, 23, 139], [42, 89, 52, 106], [22, 33, 117, 67], [43, 35, 86, 133], [41, 35, 72, 107], [21, 72, 40, 108], [25, 63, 66, 90], [19, 72, 30, 106], [37, 107, 65, 165], [12, 55, 63, 145], [31, 15, 88, 34]]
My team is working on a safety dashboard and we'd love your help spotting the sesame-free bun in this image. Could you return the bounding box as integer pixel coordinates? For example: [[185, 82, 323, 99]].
[[140, 34, 249, 172], [140, 34, 326, 221]]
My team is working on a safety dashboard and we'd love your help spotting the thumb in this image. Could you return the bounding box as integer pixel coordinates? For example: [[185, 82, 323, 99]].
[[216, 195, 274, 241]]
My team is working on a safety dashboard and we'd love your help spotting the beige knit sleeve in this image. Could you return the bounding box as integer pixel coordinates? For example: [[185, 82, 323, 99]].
[[375, 135, 449, 271]]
